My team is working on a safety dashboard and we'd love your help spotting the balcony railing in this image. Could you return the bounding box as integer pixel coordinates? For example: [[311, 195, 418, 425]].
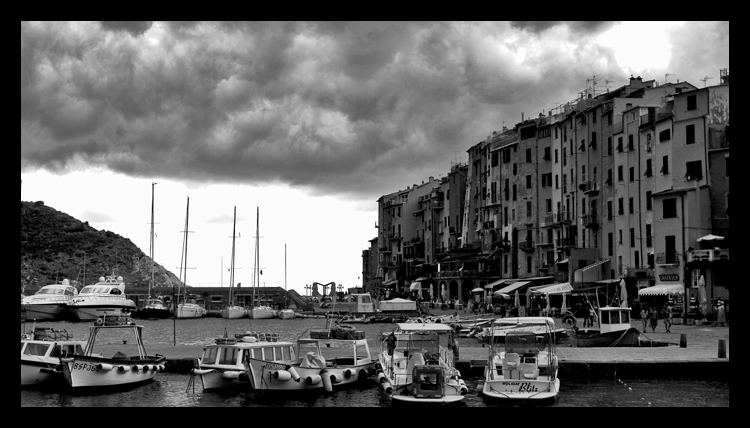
[[582, 213, 599, 229], [519, 241, 535, 252], [579, 181, 599, 194], [688, 249, 730, 263], [555, 237, 574, 247]]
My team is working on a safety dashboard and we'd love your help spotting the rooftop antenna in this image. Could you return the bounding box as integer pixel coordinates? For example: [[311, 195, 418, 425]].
[[664, 73, 674, 84], [700, 76, 713, 87], [586, 74, 599, 97], [604, 79, 615, 92]]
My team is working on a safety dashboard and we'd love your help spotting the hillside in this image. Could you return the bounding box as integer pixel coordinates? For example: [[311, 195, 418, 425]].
[[20, 201, 182, 293]]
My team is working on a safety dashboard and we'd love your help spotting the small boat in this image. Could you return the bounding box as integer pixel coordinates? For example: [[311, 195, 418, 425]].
[[21, 326, 85, 387], [376, 323, 467, 405], [192, 331, 291, 390], [221, 206, 248, 319], [176, 299, 207, 319], [242, 330, 376, 394], [481, 317, 560, 402], [68, 275, 137, 322], [558, 306, 646, 347], [476, 318, 568, 344], [221, 305, 247, 319], [59, 315, 166, 389], [277, 309, 296, 319], [248, 305, 277, 319], [175, 197, 207, 319], [21, 279, 78, 321]]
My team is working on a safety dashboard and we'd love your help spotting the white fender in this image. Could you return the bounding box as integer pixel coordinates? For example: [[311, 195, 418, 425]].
[[96, 363, 114, 371], [222, 370, 243, 379], [192, 368, 214, 375], [117, 366, 127, 373], [287, 366, 301, 381], [344, 369, 353, 379], [381, 380, 393, 395], [272, 370, 292, 382], [320, 369, 333, 392], [377, 372, 387, 383], [305, 374, 322, 385], [329, 373, 342, 384]]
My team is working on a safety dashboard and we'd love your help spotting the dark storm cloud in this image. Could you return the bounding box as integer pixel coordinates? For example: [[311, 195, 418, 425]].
[[100, 21, 153, 36], [511, 21, 616, 34], [22, 21, 718, 200]]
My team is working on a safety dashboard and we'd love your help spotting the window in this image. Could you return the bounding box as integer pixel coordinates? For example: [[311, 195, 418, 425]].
[[645, 159, 652, 177], [607, 137, 612, 156], [629, 167, 634, 182], [659, 129, 671, 142], [663, 198, 677, 218], [618, 166, 623, 182], [526, 201, 532, 217], [581, 165, 586, 183], [607, 169, 612, 185], [504, 207, 508, 226], [491, 152, 499, 167], [526, 148, 532, 162], [630, 228, 635, 248], [661, 156, 669, 175], [665, 235, 676, 264], [646, 224, 652, 247], [607, 200, 613, 221], [502, 149, 511, 163], [219, 347, 239, 365], [590, 132, 597, 149], [513, 163, 517, 175], [686, 160, 703, 181], [555, 149, 558, 163], [527, 256, 532, 273], [618, 198, 624, 215], [618, 229, 623, 244], [504, 255, 508, 274], [628, 135, 634, 151], [608, 233, 613, 256], [544, 147, 551, 161], [686, 124, 696, 144], [546, 198, 552, 213], [617, 137, 623, 152], [555, 127, 558, 139], [23, 342, 50, 356], [526, 175, 532, 189], [629, 197, 634, 214], [646, 191, 652, 210], [504, 179, 509, 200], [555, 174, 559, 189], [512, 185, 517, 201], [687, 94, 697, 111]]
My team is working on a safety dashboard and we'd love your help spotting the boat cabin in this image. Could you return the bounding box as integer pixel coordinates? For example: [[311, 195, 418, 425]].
[[297, 338, 371, 367], [35, 283, 78, 297], [326, 293, 375, 313], [202, 336, 296, 368], [597, 306, 632, 333], [21, 340, 84, 359]]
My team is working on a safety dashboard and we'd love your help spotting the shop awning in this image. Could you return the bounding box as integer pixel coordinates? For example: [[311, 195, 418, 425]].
[[556, 258, 569, 265], [496, 281, 531, 295], [531, 282, 573, 295], [484, 278, 510, 290], [409, 282, 421, 291], [382, 280, 397, 287], [638, 284, 685, 296], [574, 259, 611, 284], [697, 234, 724, 242], [470, 287, 485, 293]]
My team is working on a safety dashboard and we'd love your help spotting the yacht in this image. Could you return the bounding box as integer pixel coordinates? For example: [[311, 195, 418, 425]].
[[376, 323, 467, 404], [21, 279, 78, 321], [134, 182, 170, 320], [248, 305, 277, 319], [221, 206, 247, 319], [68, 275, 136, 321]]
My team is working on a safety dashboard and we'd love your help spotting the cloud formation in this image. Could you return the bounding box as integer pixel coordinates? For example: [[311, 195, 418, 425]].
[[21, 21, 728, 200]]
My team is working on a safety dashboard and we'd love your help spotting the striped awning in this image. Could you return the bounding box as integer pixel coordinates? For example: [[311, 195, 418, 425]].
[[531, 282, 573, 295], [638, 283, 684, 296], [496, 281, 531, 295]]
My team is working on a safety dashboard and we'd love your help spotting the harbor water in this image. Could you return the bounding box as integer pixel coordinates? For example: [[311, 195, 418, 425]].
[[20, 317, 729, 407]]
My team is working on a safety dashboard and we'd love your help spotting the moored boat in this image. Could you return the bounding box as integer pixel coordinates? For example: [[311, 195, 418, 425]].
[[68, 275, 136, 321], [21, 326, 85, 387], [21, 279, 78, 321], [59, 315, 166, 389], [248, 305, 277, 319], [481, 317, 560, 402], [558, 306, 647, 347], [376, 323, 467, 405], [277, 309, 296, 319]]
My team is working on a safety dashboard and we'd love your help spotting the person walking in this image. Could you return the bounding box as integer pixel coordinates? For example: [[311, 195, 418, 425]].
[[640, 307, 648, 331], [649, 307, 658, 333], [587, 302, 596, 328], [717, 301, 727, 327], [663, 306, 673, 333]]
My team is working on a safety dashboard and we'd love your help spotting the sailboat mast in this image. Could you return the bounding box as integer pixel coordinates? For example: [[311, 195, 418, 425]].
[[149, 182, 156, 299], [254, 206, 259, 307], [184, 197, 190, 292], [284, 243, 287, 307], [229, 206, 237, 306]]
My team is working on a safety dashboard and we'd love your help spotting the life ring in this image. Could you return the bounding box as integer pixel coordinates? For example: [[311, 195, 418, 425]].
[[562, 313, 577, 329], [95, 318, 104, 326]]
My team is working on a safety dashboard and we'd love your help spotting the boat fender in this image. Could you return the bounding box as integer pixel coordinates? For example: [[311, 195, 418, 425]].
[[329, 373, 342, 384], [272, 370, 292, 382], [157, 365, 165, 371], [287, 366, 301, 381], [192, 368, 214, 375], [377, 372, 387, 383], [95, 363, 114, 371], [459, 384, 468, 394], [238, 372, 249, 382], [381, 380, 393, 395], [117, 365, 127, 373], [131, 365, 141, 372], [344, 369, 352, 379], [358, 369, 370, 381], [222, 370, 243, 379], [305, 374, 322, 385], [320, 369, 333, 392]]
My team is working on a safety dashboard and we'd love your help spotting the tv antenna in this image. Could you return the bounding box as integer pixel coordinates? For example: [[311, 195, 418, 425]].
[[664, 73, 674, 84], [586, 74, 599, 97], [700, 76, 713, 87], [604, 79, 616, 92]]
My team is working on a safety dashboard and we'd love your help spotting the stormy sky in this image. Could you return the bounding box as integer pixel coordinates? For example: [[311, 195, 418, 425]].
[[20, 21, 729, 291]]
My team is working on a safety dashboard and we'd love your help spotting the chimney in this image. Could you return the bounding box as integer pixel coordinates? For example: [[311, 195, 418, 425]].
[[429, 176, 434, 182], [522, 112, 524, 121]]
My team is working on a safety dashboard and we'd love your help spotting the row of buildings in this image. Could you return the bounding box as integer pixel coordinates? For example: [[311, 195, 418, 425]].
[[362, 71, 730, 317]]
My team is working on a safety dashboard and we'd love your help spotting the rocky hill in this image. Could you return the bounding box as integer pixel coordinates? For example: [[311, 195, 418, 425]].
[[20, 201, 182, 293]]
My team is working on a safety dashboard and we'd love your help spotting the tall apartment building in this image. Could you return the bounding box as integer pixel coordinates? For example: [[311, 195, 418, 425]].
[[365, 73, 729, 314]]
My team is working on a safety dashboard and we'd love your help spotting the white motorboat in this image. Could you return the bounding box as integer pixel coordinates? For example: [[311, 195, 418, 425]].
[[377, 323, 467, 404], [21, 326, 85, 387], [175, 197, 207, 319], [277, 309, 296, 319], [59, 315, 166, 389], [176, 300, 207, 319], [249, 305, 277, 319], [193, 332, 292, 390], [242, 331, 376, 393], [481, 317, 560, 402], [220, 305, 247, 319], [68, 275, 136, 322], [21, 279, 78, 321]]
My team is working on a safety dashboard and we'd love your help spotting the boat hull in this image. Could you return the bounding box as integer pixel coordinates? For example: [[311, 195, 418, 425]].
[[196, 369, 249, 390], [21, 303, 68, 321], [21, 360, 60, 386], [245, 358, 375, 392], [60, 355, 165, 389], [176, 304, 206, 319], [133, 307, 171, 319], [220, 307, 247, 319], [249, 308, 277, 319], [558, 327, 641, 347], [278, 310, 296, 319], [70, 306, 134, 322], [482, 378, 560, 401]]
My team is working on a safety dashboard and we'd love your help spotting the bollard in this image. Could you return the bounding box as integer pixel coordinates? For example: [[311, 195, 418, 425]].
[[718, 339, 727, 358], [679, 333, 687, 348]]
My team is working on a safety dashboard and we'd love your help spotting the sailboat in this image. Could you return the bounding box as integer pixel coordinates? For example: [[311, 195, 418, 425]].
[[221, 206, 247, 319], [175, 197, 206, 319], [248, 206, 276, 319], [277, 243, 296, 319], [136, 183, 170, 319]]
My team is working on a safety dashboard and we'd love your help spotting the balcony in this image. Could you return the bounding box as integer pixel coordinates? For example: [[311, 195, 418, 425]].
[[655, 252, 679, 266], [483, 220, 495, 230], [388, 233, 402, 241], [579, 181, 599, 195], [582, 213, 599, 229], [555, 237, 574, 248], [519, 241, 535, 252], [553, 212, 571, 225], [536, 238, 554, 247], [449, 227, 460, 236], [688, 249, 730, 263]]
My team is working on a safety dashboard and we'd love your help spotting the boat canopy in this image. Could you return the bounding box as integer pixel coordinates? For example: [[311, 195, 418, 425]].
[[396, 323, 453, 332]]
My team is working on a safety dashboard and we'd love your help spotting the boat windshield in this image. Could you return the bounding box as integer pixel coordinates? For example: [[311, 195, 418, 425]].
[[298, 340, 356, 362], [85, 326, 145, 358], [394, 332, 445, 354], [37, 288, 68, 295], [80, 286, 113, 294]]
